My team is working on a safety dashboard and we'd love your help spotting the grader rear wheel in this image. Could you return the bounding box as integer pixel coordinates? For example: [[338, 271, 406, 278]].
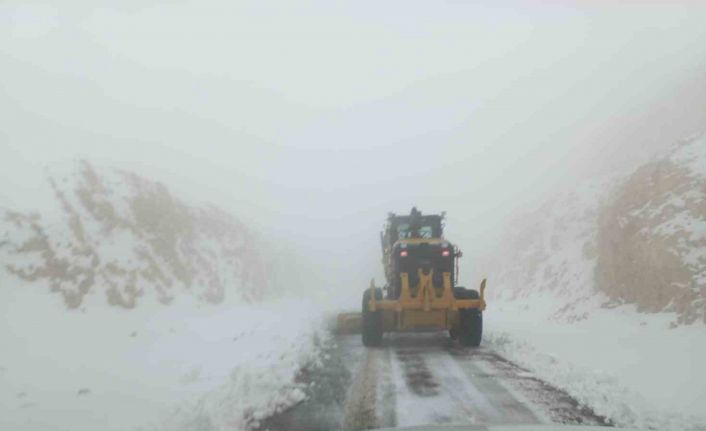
[[459, 308, 483, 347], [454, 287, 483, 347], [361, 288, 383, 347]]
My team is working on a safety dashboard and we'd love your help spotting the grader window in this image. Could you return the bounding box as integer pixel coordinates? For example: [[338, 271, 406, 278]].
[[417, 226, 433, 238], [397, 223, 434, 239], [397, 223, 410, 239]]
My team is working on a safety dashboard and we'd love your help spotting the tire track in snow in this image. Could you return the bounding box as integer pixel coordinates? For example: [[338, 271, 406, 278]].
[[342, 346, 395, 430], [343, 348, 381, 430], [259, 332, 609, 431], [448, 345, 609, 426], [388, 333, 520, 427]]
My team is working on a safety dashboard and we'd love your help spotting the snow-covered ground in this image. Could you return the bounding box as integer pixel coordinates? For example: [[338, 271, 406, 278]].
[[0, 279, 327, 431], [2, 138, 704, 431], [0, 161, 335, 431], [485, 297, 706, 431]]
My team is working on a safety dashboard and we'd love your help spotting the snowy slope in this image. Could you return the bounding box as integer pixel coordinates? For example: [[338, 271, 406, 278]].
[[1, 161, 270, 308], [595, 134, 706, 324], [488, 178, 614, 322], [487, 133, 706, 430], [0, 162, 327, 431], [0, 285, 327, 431], [491, 133, 706, 324]]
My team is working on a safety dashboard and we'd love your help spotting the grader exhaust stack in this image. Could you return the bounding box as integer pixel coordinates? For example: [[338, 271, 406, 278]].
[[338, 208, 487, 346]]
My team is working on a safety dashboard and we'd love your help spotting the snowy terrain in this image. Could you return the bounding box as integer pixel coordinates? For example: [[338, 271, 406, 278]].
[[487, 134, 706, 430], [0, 163, 327, 431], [2, 136, 705, 431], [1, 161, 271, 309], [0, 285, 327, 431], [485, 300, 706, 430]]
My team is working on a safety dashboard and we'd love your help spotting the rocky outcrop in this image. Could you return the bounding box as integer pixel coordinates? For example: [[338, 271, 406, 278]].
[[1, 161, 269, 309], [492, 133, 705, 325], [595, 136, 706, 324]]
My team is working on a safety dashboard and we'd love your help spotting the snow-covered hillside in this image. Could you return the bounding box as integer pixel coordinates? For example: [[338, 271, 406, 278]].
[[487, 177, 614, 322], [492, 133, 706, 325], [1, 161, 270, 308], [487, 133, 706, 430], [595, 135, 706, 325], [0, 162, 326, 431]]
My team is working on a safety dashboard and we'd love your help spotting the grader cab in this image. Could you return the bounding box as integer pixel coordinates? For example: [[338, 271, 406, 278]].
[[350, 208, 486, 347]]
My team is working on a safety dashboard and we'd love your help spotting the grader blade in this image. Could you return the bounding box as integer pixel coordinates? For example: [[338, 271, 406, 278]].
[[335, 312, 362, 334]]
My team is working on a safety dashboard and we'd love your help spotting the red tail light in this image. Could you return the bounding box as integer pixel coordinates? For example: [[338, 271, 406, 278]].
[[400, 250, 408, 257]]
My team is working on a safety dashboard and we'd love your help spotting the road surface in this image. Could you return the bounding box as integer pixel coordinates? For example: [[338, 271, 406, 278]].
[[260, 332, 609, 431]]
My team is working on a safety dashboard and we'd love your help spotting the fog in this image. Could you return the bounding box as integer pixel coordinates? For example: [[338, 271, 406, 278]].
[[3, 0, 706, 297]]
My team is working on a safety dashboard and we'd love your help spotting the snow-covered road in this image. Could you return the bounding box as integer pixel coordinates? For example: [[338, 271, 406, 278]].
[[261, 332, 608, 431]]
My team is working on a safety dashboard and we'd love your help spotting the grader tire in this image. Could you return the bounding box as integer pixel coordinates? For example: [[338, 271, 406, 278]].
[[362, 288, 383, 347], [455, 287, 483, 347]]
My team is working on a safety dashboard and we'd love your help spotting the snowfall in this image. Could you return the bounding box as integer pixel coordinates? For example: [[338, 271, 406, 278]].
[[2, 137, 706, 431]]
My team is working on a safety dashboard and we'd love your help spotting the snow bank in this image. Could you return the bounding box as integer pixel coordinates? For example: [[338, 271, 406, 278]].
[[0, 283, 327, 431], [485, 300, 706, 430]]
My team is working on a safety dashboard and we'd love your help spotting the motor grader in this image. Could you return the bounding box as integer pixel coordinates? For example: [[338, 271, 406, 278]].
[[338, 208, 486, 347]]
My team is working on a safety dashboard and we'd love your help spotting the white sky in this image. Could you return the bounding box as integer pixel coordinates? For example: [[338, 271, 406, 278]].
[[2, 0, 706, 294]]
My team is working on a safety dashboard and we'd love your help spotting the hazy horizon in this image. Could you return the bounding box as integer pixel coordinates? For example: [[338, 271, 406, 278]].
[[3, 0, 706, 294]]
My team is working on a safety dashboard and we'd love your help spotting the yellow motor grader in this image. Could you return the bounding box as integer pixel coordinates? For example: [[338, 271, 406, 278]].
[[338, 208, 486, 346]]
